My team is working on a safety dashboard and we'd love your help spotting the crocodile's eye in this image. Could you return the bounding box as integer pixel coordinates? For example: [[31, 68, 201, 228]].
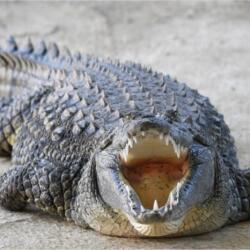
[[119, 131, 189, 209]]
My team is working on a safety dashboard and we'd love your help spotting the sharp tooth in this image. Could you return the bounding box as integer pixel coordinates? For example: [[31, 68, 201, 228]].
[[140, 205, 145, 212], [170, 192, 174, 203], [125, 185, 130, 194], [165, 135, 169, 145], [125, 144, 129, 155], [175, 182, 181, 202], [181, 146, 188, 155], [153, 199, 159, 211], [170, 137, 178, 157], [124, 155, 128, 162], [177, 182, 181, 191], [159, 133, 164, 140], [177, 182, 181, 195], [164, 205, 168, 213], [169, 136, 175, 147], [128, 138, 133, 148], [133, 136, 138, 144], [169, 192, 174, 209], [176, 144, 181, 159], [122, 151, 128, 162], [173, 199, 178, 206]]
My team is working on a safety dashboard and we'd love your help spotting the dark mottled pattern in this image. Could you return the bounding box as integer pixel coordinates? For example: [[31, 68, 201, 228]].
[[0, 37, 248, 236]]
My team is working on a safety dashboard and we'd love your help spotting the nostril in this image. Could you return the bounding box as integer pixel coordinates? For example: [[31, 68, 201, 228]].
[[141, 114, 155, 119], [140, 121, 160, 131]]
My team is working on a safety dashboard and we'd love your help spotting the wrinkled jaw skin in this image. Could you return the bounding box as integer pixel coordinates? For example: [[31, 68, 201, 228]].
[[87, 119, 232, 237]]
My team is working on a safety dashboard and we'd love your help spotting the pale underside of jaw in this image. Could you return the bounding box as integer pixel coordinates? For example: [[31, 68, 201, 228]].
[[119, 130, 189, 236], [126, 214, 185, 237]]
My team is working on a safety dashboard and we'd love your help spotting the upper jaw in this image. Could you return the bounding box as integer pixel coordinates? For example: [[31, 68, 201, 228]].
[[120, 129, 188, 162]]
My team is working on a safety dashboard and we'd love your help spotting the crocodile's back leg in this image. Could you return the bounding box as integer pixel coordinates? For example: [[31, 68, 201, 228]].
[[0, 87, 51, 156]]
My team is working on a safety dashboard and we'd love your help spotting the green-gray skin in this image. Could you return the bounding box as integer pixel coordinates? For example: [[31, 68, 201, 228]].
[[0, 36, 249, 237]]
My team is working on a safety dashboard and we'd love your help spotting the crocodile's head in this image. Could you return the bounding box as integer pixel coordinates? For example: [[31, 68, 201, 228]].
[[79, 116, 230, 237]]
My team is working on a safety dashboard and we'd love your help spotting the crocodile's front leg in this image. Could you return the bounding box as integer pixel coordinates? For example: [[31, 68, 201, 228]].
[[227, 167, 250, 223], [0, 159, 84, 223]]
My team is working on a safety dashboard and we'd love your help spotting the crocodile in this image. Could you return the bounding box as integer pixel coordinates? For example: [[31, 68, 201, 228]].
[[0, 36, 249, 238]]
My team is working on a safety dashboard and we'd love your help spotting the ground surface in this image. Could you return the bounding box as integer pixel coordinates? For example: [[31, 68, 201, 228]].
[[0, 1, 250, 249]]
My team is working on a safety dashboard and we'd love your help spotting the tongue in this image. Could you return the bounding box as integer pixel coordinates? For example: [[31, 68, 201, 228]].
[[121, 160, 189, 209]]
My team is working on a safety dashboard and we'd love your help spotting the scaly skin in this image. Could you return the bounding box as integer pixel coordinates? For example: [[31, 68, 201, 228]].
[[0, 36, 249, 237]]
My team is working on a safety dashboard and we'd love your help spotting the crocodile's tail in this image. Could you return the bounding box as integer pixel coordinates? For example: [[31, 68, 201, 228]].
[[0, 36, 64, 155], [0, 36, 96, 100], [0, 38, 50, 154], [0, 37, 51, 98], [0, 36, 80, 98]]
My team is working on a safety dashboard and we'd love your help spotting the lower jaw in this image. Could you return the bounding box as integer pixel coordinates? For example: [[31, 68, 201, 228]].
[[93, 212, 186, 238], [94, 208, 205, 238], [125, 214, 185, 237], [91, 212, 184, 237], [89, 203, 208, 238]]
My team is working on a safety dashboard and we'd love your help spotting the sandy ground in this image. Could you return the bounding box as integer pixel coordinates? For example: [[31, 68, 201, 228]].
[[0, 1, 250, 249]]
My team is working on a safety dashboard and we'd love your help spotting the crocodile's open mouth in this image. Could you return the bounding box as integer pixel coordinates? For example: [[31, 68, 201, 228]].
[[119, 130, 189, 210]]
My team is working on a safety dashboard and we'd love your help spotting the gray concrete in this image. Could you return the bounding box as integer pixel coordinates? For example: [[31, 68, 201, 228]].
[[0, 1, 250, 249]]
